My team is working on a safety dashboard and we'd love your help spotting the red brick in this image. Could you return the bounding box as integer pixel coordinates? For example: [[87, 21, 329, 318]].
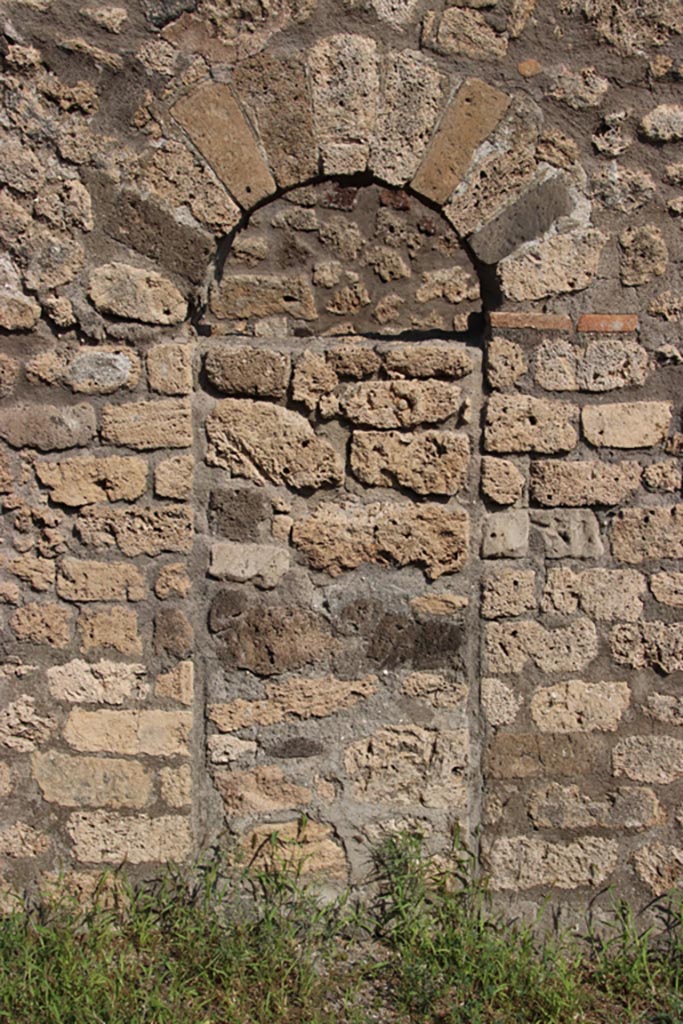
[[577, 314, 638, 333], [488, 312, 572, 331]]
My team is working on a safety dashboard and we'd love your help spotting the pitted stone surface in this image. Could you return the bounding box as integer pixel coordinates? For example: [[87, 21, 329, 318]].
[[350, 430, 469, 495]]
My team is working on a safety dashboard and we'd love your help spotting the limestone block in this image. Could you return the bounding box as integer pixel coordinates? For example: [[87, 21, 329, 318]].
[[47, 659, 146, 704], [481, 510, 529, 558], [147, 343, 192, 395], [292, 501, 469, 579], [641, 105, 683, 142], [206, 399, 343, 490], [63, 348, 141, 394], [528, 783, 663, 831], [412, 78, 510, 204], [481, 569, 536, 618], [0, 133, 45, 193], [0, 696, 56, 752], [470, 176, 573, 265], [0, 403, 96, 452], [32, 751, 152, 809], [548, 67, 609, 109], [215, 765, 311, 816], [209, 676, 377, 731], [619, 225, 668, 286], [485, 394, 578, 454], [211, 273, 317, 321], [78, 607, 141, 655], [432, 9, 508, 60], [35, 455, 147, 506], [487, 337, 527, 389], [350, 430, 469, 495], [89, 262, 187, 324], [0, 822, 49, 858], [651, 573, 683, 607], [155, 563, 192, 600], [160, 764, 192, 809], [57, 558, 145, 602], [498, 229, 607, 301], [155, 661, 194, 706], [402, 672, 468, 710], [154, 455, 193, 500], [583, 402, 671, 449], [243, 819, 347, 880], [208, 735, 257, 766], [338, 380, 462, 428], [486, 733, 604, 780], [642, 462, 681, 492], [101, 398, 193, 450], [635, 845, 683, 896], [327, 344, 381, 379], [232, 53, 318, 188], [530, 460, 641, 506], [480, 457, 525, 505], [383, 343, 473, 381], [543, 567, 645, 621], [530, 680, 629, 733], [172, 82, 276, 206], [292, 352, 338, 410], [532, 510, 604, 558], [77, 505, 193, 556], [533, 337, 649, 392], [481, 678, 521, 727], [345, 726, 468, 810], [154, 607, 193, 659], [205, 346, 290, 398], [67, 811, 192, 863], [10, 603, 71, 648], [370, 50, 445, 186], [486, 837, 618, 890], [64, 709, 191, 757], [9, 555, 55, 592], [613, 736, 683, 784], [484, 618, 598, 674], [612, 506, 683, 563], [611, 621, 683, 674], [209, 541, 289, 589]]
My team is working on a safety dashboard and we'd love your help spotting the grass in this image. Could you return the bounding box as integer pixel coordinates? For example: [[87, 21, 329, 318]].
[[2, 829, 683, 1023]]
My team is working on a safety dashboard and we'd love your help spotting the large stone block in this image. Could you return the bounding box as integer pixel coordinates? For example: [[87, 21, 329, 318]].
[[64, 709, 192, 757], [78, 607, 141, 655], [0, 403, 96, 452], [528, 783, 663, 831], [532, 510, 604, 558], [101, 398, 192, 450], [542, 567, 645, 621], [484, 618, 598, 674], [533, 337, 649, 392], [47, 659, 146, 704], [211, 273, 317, 321], [35, 455, 147, 506], [481, 569, 536, 619], [383, 343, 473, 381], [485, 394, 578, 454], [470, 175, 573, 265], [10, 604, 71, 648], [32, 751, 152, 809], [486, 836, 618, 890], [530, 460, 641, 506], [338, 380, 462, 428], [350, 430, 469, 495], [498, 228, 607, 301], [76, 505, 193, 556], [613, 736, 683, 784], [67, 811, 192, 863], [57, 558, 145, 602], [209, 541, 289, 589], [89, 262, 187, 324], [611, 621, 683, 674], [582, 402, 671, 448], [611, 507, 683, 563], [204, 346, 290, 398], [215, 765, 311, 816], [209, 675, 377, 731], [530, 680, 630, 733]]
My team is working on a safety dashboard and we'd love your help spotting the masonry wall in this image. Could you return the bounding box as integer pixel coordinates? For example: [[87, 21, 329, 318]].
[[1, 0, 683, 914]]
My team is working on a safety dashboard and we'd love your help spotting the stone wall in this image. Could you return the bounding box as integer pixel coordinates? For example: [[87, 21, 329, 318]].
[[1, 0, 683, 912]]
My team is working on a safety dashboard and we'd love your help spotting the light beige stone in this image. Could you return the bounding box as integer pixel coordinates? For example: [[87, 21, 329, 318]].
[[155, 563, 192, 600], [487, 337, 527, 389], [350, 430, 469, 496], [542, 567, 645, 621], [57, 558, 145, 602], [498, 229, 607, 301], [206, 399, 343, 490], [481, 510, 529, 558], [0, 822, 49, 858], [613, 736, 683, 784], [101, 398, 193, 450], [209, 541, 289, 589], [480, 457, 525, 505], [433, 8, 508, 59], [291, 352, 338, 410], [482, 569, 536, 619], [535, 336, 649, 393], [530, 460, 641, 506], [78, 607, 141, 655], [160, 764, 192, 809], [414, 266, 478, 305], [402, 672, 467, 710], [212, 273, 317, 322], [47, 659, 146, 704], [345, 726, 468, 810], [155, 662, 194, 706], [292, 501, 469, 579], [338, 380, 461, 428], [64, 709, 192, 757], [10, 603, 71, 648], [635, 845, 683, 896], [205, 346, 290, 399], [89, 262, 187, 324], [35, 455, 147, 506], [530, 680, 629, 733], [644, 694, 683, 725], [0, 696, 56, 752], [147, 343, 192, 395], [481, 677, 521, 727], [9, 555, 55, 592], [68, 811, 192, 864], [612, 507, 683, 563], [611, 621, 683, 674], [532, 509, 604, 558], [485, 618, 598, 674], [651, 572, 683, 607], [32, 751, 152, 809], [528, 783, 663, 831], [209, 675, 377, 732], [154, 455, 193, 500], [486, 836, 618, 890], [215, 765, 311, 815], [208, 734, 257, 766], [410, 593, 468, 616], [0, 403, 96, 452], [77, 505, 193, 557], [642, 462, 681, 492], [243, 819, 347, 880], [383, 343, 473, 381], [61, 347, 141, 394], [485, 394, 578, 454], [327, 344, 380, 379], [582, 401, 670, 448], [641, 105, 683, 142]]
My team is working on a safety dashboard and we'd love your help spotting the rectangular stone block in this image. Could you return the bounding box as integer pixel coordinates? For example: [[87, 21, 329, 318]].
[[0, 403, 96, 451], [211, 274, 317, 322], [32, 751, 152, 808], [611, 506, 683, 563], [64, 709, 192, 756], [532, 510, 604, 558], [204, 346, 290, 398], [530, 680, 630, 733], [577, 313, 638, 332], [76, 505, 193, 556], [528, 782, 663, 831], [529, 460, 641, 506], [350, 430, 469, 496], [35, 455, 147, 506], [78, 606, 141, 655], [47, 659, 147, 704], [485, 617, 597, 675], [486, 733, 606, 779], [486, 836, 618, 891], [67, 810, 192, 863], [582, 401, 671, 448], [101, 398, 192, 450], [485, 393, 578, 454], [57, 558, 146, 602]]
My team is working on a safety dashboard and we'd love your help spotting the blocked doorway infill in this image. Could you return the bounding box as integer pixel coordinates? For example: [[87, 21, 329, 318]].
[[195, 180, 485, 882]]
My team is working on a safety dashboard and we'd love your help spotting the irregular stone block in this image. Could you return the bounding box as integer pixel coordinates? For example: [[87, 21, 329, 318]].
[[243, 819, 347, 880], [64, 709, 192, 756], [204, 346, 290, 398], [67, 811, 192, 864], [486, 733, 604, 780], [642, 461, 681, 492], [481, 510, 529, 558], [613, 736, 683, 784], [206, 399, 343, 490], [147, 343, 192, 395], [635, 845, 683, 896], [208, 485, 271, 542], [619, 224, 668, 286], [402, 672, 467, 711], [542, 567, 645, 621], [78, 606, 141, 655], [292, 352, 338, 411], [89, 262, 187, 324], [155, 661, 194, 706], [487, 336, 527, 389], [338, 380, 462, 428], [480, 457, 525, 505], [154, 454, 193, 500], [485, 394, 578, 454], [9, 555, 55, 592], [528, 783, 663, 832], [370, 50, 445, 186], [470, 175, 573, 264], [350, 430, 469, 495], [35, 455, 147, 506], [383, 343, 473, 381], [650, 572, 683, 607], [172, 82, 276, 206], [209, 541, 289, 589], [155, 563, 191, 601], [498, 228, 607, 301], [611, 621, 683, 675], [641, 104, 683, 142], [47, 659, 146, 704], [533, 337, 649, 392], [56, 558, 145, 603], [481, 678, 521, 727], [154, 607, 193, 659], [292, 501, 469, 579], [412, 78, 510, 204], [209, 675, 377, 731], [32, 751, 152, 809], [345, 726, 468, 810], [215, 765, 311, 816], [0, 695, 56, 753], [432, 8, 508, 60], [77, 505, 193, 556], [484, 618, 598, 674], [612, 506, 683, 563], [530, 680, 629, 733], [101, 397, 192, 450], [532, 510, 604, 558], [530, 460, 641, 506], [582, 401, 671, 448], [327, 344, 381, 379], [211, 273, 317, 321], [481, 569, 536, 619], [10, 603, 71, 648], [63, 348, 141, 394], [0, 403, 96, 452], [486, 836, 618, 890]]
